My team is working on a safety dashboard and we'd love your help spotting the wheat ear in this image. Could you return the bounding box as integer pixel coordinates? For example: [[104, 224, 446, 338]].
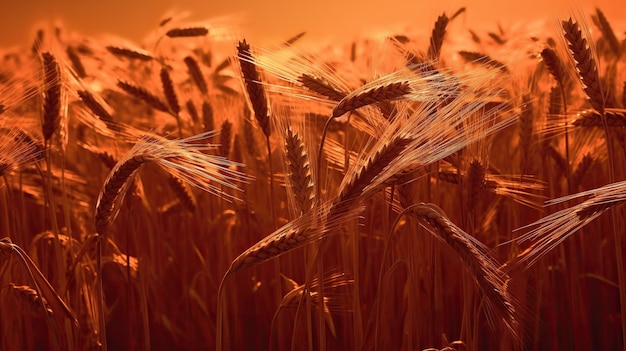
[[95, 153, 148, 236], [5, 283, 54, 316], [166, 27, 209, 38], [285, 127, 315, 214], [65, 45, 86, 78], [168, 174, 197, 212], [572, 110, 626, 127], [593, 8, 621, 56], [106, 46, 154, 61], [184, 56, 208, 95], [332, 81, 411, 118], [298, 74, 347, 102], [562, 18, 605, 113], [202, 101, 214, 132], [41, 52, 61, 142], [427, 13, 449, 59], [160, 66, 180, 115], [95, 132, 246, 235], [0, 238, 78, 325], [0, 128, 45, 176], [515, 181, 626, 266], [237, 40, 271, 137], [458, 51, 509, 72], [117, 80, 170, 113]]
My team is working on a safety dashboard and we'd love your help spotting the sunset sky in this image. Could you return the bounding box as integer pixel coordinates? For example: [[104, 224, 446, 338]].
[[0, 0, 622, 47]]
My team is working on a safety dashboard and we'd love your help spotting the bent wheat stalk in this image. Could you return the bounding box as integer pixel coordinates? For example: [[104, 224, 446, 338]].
[[95, 131, 246, 236], [513, 180, 626, 267], [378, 203, 518, 346]]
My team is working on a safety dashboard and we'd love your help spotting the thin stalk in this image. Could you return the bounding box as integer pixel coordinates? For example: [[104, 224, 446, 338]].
[[599, 110, 626, 351]]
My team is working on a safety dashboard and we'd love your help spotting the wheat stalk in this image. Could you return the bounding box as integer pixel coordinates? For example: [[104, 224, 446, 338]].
[[402, 203, 518, 338]]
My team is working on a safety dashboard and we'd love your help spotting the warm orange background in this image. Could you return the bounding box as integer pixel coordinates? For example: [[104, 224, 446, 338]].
[[0, 0, 622, 47]]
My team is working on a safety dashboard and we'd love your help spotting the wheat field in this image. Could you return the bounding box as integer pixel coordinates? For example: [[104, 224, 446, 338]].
[[0, 6, 625, 351]]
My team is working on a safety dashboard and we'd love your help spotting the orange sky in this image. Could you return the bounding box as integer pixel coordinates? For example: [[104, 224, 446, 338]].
[[0, 0, 622, 48]]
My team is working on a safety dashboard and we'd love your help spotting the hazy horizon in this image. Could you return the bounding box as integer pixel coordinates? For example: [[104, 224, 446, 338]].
[[1, 0, 621, 48]]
